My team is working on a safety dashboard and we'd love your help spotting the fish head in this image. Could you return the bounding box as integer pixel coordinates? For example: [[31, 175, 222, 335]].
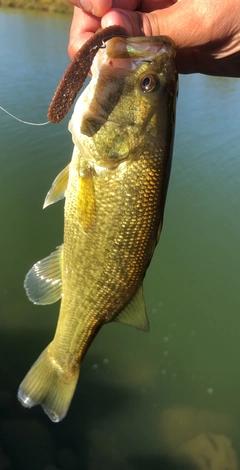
[[69, 35, 178, 170]]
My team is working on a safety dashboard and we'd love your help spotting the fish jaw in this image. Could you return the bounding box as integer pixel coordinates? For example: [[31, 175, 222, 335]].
[[69, 35, 177, 170]]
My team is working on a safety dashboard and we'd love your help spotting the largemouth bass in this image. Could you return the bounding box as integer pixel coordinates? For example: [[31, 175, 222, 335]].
[[18, 30, 178, 422]]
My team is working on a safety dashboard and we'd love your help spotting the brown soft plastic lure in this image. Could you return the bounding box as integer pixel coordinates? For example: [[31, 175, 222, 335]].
[[48, 25, 129, 123]]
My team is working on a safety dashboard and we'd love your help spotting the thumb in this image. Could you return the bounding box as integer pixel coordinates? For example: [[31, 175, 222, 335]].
[[102, 2, 211, 50]]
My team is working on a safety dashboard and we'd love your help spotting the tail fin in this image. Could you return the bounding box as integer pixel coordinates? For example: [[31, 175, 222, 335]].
[[17, 345, 80, 422]]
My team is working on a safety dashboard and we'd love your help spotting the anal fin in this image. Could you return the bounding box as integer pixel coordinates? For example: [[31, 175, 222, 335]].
[[114, 285, 149, 332]]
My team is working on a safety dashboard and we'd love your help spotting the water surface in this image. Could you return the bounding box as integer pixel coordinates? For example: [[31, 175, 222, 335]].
[[0, 8, 240, 470]]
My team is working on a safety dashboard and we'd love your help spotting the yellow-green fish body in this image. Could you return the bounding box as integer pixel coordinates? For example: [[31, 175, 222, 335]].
[[18, 35, 177, 422]]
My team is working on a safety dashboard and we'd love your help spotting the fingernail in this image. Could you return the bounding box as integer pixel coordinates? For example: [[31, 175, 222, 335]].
[[80, 0, 93, 14]]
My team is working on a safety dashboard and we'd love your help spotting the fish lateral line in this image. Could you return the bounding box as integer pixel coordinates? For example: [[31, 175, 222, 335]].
[[0, 105, 50, 126]]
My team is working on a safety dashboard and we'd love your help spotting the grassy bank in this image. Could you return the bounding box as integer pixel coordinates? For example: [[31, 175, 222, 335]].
[[0, 0, 73, 14]]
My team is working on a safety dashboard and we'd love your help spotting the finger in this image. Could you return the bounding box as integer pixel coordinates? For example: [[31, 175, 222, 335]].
[[66, 0, 141, 16], [139, 0, 177, 12], [68, 7, 101, 59], [176, 50, 240, 77], [66, 0, 112, 17], [67, 3, 142, 59], [102, 1, 217, 49], [102, 6, 240, 77], [112, 0, 142, 9]]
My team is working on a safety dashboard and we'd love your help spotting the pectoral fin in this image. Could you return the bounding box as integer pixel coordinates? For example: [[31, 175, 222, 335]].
[[43, 164, 70, 209], [114, 285, 149, 332], [24, 245, 63, 305], [78, 167, 96, 232]]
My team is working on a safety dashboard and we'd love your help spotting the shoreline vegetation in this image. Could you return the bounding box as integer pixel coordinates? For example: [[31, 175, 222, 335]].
[[0, 0, 73, 14]]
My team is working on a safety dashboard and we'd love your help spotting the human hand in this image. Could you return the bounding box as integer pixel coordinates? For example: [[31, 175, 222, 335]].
[[66, 0, 240, 77]]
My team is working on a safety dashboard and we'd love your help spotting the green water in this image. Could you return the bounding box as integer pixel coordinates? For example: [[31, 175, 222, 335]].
[[0, 8, 240, 470]]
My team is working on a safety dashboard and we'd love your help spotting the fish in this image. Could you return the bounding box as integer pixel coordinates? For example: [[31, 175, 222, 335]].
[[17, 29, 178, 422]]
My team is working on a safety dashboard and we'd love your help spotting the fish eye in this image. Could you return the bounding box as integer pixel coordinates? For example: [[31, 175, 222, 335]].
[[140, 74, 159, 93]]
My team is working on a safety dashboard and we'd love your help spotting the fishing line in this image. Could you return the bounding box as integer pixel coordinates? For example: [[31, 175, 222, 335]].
[[0, 105, 50, 126]]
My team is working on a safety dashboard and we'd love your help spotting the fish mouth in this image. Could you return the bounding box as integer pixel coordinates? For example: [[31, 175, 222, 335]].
[[91, 36, 176, 75], [106, 36, 176, 62]]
